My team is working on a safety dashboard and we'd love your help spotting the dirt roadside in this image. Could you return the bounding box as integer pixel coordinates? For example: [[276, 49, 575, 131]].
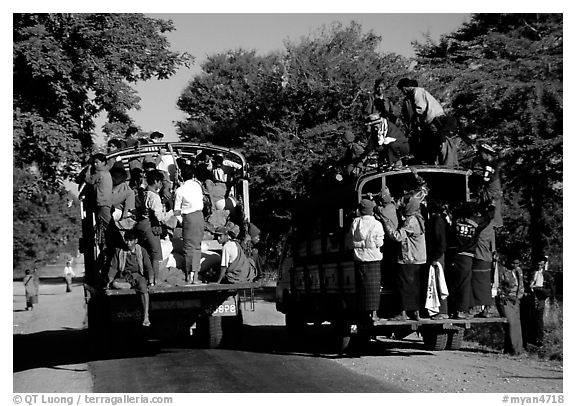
[[12, 281, 562, 393], [13, 281, 93, 393]]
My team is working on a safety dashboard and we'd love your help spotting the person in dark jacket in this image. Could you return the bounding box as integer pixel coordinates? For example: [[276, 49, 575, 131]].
[[364, 78, 399, 124], [340, 130, 365, 178], [446, 202, 492, 319], [382, 195, 427, 321], [373, 187, 399, 290], [496, 256, 525, 355], [107, 229, 153, 327]]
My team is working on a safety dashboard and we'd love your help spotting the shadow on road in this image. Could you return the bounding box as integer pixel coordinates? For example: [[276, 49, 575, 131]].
[[14, 321, 495, 373], [13, 328, 161, 373]]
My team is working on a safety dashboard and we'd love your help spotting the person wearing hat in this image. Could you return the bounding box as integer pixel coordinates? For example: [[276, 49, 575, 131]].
[[475, 143, 504, 228], [241, 223, 264, 281], [381, 194, 427, 321], [396, 78, 458, 165], [213, 222, 256, 284], [340, 130, 365, 177], [349, 198, 385, 323], [360, 112, 411, 167]]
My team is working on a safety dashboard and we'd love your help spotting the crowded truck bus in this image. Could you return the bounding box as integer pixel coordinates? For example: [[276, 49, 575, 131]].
[[79, 142, 260, 348], [276, 166, 506, 352]]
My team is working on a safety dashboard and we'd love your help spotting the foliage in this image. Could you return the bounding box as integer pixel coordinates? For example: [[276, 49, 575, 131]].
[[176, 16, 562, 272], [14, 13, 190, 183], [410, 13, 562, 265], [13, 13, 189, 269], [177, 22, 410, 232], [13, 168, 81, 272]]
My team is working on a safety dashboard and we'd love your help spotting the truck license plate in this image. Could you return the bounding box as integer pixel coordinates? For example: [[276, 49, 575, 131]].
[[212, 296, 237, 316]]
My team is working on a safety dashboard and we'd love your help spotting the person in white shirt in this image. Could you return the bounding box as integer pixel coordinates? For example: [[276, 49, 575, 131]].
[[63, 260, 75, 293], [349, 199, 385, 323], [173, 164, 205, 284]]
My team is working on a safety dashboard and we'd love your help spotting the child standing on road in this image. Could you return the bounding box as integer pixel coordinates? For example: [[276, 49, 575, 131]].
[[23, 269, 38, 310], [63, 261, 76, 293]]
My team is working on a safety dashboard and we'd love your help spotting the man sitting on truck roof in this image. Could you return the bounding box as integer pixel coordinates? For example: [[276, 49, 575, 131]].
[[108, 229, 152, 327]]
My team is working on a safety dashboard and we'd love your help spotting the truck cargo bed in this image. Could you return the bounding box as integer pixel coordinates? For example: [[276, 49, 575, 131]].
[[101, 281, 262, 296]]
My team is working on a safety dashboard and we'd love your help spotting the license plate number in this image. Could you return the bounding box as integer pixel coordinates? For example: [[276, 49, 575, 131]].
[[212, 297, 237, 316]]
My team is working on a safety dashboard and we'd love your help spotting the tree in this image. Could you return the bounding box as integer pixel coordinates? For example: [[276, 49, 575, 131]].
[[13, 13, 190, 269], [177, 22, 410, 231], [411, 13, 563, 266], [14, 13, 190, 181]]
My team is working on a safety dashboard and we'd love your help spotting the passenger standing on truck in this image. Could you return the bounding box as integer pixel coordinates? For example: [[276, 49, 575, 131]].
[[108, 229, 153, 327], [446, 202, 492, 319], [349, 199, 385, 323], [124, 126, 140, 148], [373, 187, 399, 288], [361, 113, 411, 167], [340, 130, 365, 178], [364, 78, 399, 124], [135, 169, 173, 286], [495, 256, 525, 355], [381, 195, 426, 321], [424, 198, 450, 320], [475, 143, 504, 228], [173, 164, 205, 284], [213, 223, 256, 284], [471, 203, 497, 318], [84, 153, 113, 248], [396, 78, 458, 166]]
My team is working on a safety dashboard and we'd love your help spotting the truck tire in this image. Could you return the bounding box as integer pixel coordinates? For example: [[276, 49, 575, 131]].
[[446, 329, 464, 350], [422, 331, 449, 351], [198, 316, 224, 349]]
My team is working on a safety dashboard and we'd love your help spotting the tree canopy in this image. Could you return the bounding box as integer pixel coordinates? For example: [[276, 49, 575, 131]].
[[13, 13, 189, 270], [177, 22, 410, 230], [410, 13, 562, 265], [177, 15, 562, 267]]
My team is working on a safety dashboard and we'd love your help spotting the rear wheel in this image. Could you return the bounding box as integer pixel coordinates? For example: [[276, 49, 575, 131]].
[[422, 331, 449, 351], [446, 328, 464, 350]]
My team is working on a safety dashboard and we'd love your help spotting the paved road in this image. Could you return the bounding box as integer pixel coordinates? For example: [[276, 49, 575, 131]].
[[13, 282, 404, 393]]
